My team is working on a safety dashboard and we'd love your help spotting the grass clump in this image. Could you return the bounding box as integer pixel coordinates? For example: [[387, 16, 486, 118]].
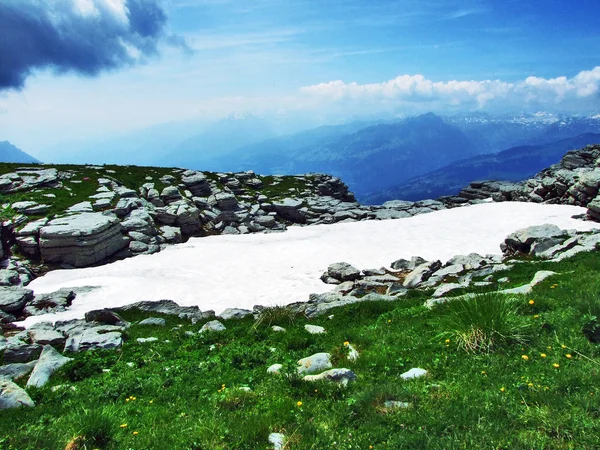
[[435, 293, 533, 353]]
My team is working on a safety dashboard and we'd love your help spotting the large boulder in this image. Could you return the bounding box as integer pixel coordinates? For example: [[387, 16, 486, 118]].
[[324, 262, 361, 282], [39, 213, 128, 267]]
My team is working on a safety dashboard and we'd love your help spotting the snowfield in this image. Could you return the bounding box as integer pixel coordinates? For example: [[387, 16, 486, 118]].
[[21, 202, 600, 326]]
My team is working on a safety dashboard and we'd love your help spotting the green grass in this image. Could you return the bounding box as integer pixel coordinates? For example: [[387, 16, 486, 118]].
[[2, 253, 600, 449]]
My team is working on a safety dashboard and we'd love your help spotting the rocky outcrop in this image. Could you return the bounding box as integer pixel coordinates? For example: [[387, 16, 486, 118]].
[[39, 213, 128, 267]]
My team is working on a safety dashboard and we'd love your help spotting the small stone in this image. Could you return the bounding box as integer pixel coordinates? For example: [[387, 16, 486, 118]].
[[138, 317, 166, 327], [304, 324, 326, 334], [199, 320, 226, 333], [267, 363, 283, 374], [271, 326, 286, 332], [297, 353, 332, 375], [136, 337, 159, 344], [268, 432, 286, 450], [400, 367, 428, 380]]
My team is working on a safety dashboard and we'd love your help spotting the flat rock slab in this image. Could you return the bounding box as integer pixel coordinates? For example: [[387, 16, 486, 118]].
[[297, 352, 332, 375], [0, 286, 34, 313], [39, 213, 127, 267], [303, 368, 357, 386], [400, 367, 428, 380]]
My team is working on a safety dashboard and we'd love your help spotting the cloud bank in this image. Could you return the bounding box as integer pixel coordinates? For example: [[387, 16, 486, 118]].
[[0, 0, 174, 90], [300, 67, 600, 115]]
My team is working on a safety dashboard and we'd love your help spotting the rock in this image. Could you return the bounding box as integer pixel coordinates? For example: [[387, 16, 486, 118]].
[[113, 300, 214, 322], [28, 327, 66, 347], [0, 286, 34, 313], [138, 317, 166, 326], [297, 353, 332, 375], [383, 400, 412, 410], [0, 379, 34, 409], [0, 168, 58, 194], [403, 261, 442, 288], [303, 368, 357, 386], [445, 253, 487, 270], [3, 343, 43, 363], [400, 367, 428, 380], [66, 201, 94, 213], [267, 364, 283, 374], [136, 337, 159, 344], [160, 186, 182, 203], [501, 270, 557, 295], [64, 326, 123, 352], [268, 432, 286, 450], [39, 213, 128, 267], [26, 345, 72, 388], [0, 360, 37, 381], [85, 309, 128, 326], [271, 326, 286, 332], [326, 262, 361, 281], [24, 288, 75, 316], [432, 283, 466, 298], [182, 171, 212, 197], [346, 343, 359, 361], [502, 224, 565, 256], [208, 192, 238, 211], [272, 198, 305, 223], [159, 226, 182, 244], [218, 308, 252, 320], [391, 256, 426, 271], [199, 320, 226, 333], [304, 324, 326, 334]]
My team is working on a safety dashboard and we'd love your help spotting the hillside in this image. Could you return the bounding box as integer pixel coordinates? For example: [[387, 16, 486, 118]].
[[366, 133, 600, 203], [0, 141, 40, 164]]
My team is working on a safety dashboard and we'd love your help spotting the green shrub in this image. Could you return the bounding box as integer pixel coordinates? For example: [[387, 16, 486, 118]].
[[434, 294, 533, 353]]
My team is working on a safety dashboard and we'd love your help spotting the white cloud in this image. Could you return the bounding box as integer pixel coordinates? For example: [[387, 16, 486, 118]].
[[300, 67, 600, 114]]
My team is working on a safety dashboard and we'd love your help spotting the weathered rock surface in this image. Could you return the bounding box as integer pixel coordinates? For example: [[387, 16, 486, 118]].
[[26, 345, 72, 388], [0, 379, 34, 409]]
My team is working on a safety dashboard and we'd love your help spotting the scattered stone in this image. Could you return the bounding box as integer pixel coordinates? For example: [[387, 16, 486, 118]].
[[267, 364, 283, 374], [268, 433, 286, 450], [0, 361, 37, 381], [138, 317, 166, 327], [199, 320, 226, 333], [85, 309, 127, 326], [271, 326, 286, 332], [383, 400, 412, 410], [400, 367, 428, 380], [303, 368, 357, 386], [297, 353, 332, 375], [304, 324, 326, 334], [218, 308, 253, 320], [136, 337, 159, 344], [0, 286, 34, 313], [325, 262, 361, 282]]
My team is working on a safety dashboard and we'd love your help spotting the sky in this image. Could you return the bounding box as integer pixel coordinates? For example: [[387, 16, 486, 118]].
[[22, 201, 600, 327], [2, 0, 600, 154]]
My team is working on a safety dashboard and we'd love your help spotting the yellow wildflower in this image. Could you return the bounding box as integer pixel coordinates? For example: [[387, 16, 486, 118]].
[[343, 341, 350, 346], [120, 424, 128, 428], [561, 344, 567, 349], [527, 383, 533, 387], [500, 387, 505, 392], [528, 300, 535, 305], [297, 401, 303, 407], [445, 339, 450, 344], [521, 355, 529, 361], [132, 431, 139, 436], [553, 363, 560, 368], [540, 353, 547, 358], [533, 315, 539, 319], [565, 354, 572, 359]]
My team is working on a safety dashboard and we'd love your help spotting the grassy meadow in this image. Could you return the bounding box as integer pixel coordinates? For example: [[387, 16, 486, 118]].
[[1, 251, 599, 449]]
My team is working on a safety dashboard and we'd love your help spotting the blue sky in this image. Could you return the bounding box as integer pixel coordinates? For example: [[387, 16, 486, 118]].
[[2, 0, 600, 154]]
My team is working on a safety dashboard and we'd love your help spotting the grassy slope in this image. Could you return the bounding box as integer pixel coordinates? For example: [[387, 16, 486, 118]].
[[1, 251, 599, 449], [0, 163, 317, 225]]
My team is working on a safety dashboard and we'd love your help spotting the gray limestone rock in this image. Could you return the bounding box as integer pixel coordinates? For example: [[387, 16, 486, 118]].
[[403, 261, 442, 288], [297, 352, 332, 375], [302, 368, 357, 386], [0, 360, 37, 381], [304, 324, 326, 334], [138, 317, 166, 327], [39, 213, 128, 267], [85, 309, 127, 326], [199, 320, 226, 333], [400, 367, 428, 380], [502, 224, 565, 256], [390, 256, 426, 271], [0, 286, 34, 313], [326, 262, 361, 282], [218, 308, 252, 320], [26, 345, 72, 388], [0, 379, 34, 409], [64, 326, 123, 352], [3, 344, 43, 363]]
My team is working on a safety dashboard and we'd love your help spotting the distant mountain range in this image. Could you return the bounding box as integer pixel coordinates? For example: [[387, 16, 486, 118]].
[[23, 111, 600, 204], [364, 133, 600, 204], [0, 141, 40, 164]]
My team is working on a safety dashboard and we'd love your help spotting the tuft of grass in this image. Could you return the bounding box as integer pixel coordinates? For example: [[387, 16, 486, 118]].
[[253, 305, 299, 329], [434, 293, 533, 353]]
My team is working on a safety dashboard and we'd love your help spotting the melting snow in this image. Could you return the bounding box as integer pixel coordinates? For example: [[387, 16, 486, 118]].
[[20, 202, 600, 327]]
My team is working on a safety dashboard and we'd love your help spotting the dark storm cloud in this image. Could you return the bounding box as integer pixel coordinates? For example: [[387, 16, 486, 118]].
[[0, 0, 176, 90]]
